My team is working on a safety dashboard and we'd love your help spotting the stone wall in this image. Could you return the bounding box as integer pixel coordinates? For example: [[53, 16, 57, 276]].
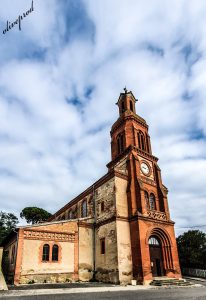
[[95, 177, 116, 224], [95, 221, 118, 283]]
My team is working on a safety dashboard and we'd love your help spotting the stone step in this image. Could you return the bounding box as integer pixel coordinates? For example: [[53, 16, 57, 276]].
[[150, 278, 192, 287]]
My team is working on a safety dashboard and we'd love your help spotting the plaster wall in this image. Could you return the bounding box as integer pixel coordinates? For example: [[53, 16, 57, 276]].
[[79, 226, 93, 281], [116, 220, 133, 284], [115, 176, 128, 217]]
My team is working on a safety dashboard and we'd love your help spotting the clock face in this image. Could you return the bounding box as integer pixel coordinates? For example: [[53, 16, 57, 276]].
[[141, 162, 150, 175]]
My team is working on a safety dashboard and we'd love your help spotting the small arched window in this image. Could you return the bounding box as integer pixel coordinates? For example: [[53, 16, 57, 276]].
[[137, 131, 146, 151], [81, 200, 87, 218], [52, 244, 59, 261], [130, 100, 133, 112], [144, 191, 149, 210], [149, 236, 160, 245], [149, 193, 156, 210], [42, 244, 50, 262]]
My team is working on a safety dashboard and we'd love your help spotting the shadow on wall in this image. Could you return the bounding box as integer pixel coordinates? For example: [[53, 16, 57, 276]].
[[0, 248, 8, 290]]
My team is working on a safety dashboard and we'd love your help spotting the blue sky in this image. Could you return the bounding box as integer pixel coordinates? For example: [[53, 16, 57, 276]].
[[0, 0, 206, 233]]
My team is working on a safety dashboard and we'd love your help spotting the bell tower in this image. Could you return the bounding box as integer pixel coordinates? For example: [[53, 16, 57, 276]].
[[107, 88, 181, 284]]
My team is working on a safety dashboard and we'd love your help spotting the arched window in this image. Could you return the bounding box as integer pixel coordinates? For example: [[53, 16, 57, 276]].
[[149, 193, 156, 210], [146, 134, 150, 152], [130, 100, 133, 112], [149, 236, 160, 245], [144, 191, 149, 209], [81, 199, 87, 218], [52, 244, 59, 261], [69, 210, 73, 219], [42, 244, 50, 262], [117, 133, 124, 154], [121, 101, 125, 113], [137, 131, 146, 151]]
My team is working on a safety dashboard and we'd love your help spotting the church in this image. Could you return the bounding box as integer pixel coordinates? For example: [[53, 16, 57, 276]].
[[2, 89, 181, 285]]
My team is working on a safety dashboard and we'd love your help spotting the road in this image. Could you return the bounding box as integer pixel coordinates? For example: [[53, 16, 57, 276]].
[[1, 287, 206, 300]]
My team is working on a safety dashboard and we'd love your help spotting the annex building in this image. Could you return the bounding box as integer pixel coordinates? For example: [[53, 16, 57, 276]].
[[2, 90, 181, 285]]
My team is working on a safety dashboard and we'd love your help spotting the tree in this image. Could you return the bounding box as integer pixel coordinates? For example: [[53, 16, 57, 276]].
[[177, 230, 206, 269], [0, 211, 19, 244], [20, 207, 52, 224]]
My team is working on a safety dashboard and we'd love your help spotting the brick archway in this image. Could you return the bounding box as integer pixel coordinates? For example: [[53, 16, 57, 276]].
[[147, 228, 174, 276]]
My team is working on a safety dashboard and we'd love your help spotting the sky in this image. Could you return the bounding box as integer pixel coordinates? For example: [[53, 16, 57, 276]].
[[0, 0, 206, 234]]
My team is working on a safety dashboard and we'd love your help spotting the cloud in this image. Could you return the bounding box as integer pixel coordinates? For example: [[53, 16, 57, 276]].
[[0, 0, 205, 233]]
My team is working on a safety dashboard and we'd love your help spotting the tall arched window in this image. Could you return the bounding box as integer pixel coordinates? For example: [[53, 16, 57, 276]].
[[42, 244, 50, 262], [81, 199, 87, 218], [149, 193, 156, 210], [137, 131, 146, 151], [52, 244, 59, 261], [117, 133, 124, 154], [144, 191, 149, 209], [146, 134, 150, 152], [130, 100, 133, 112]]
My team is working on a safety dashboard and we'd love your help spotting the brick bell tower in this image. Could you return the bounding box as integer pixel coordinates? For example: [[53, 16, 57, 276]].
[[107, 88, 181, 284]]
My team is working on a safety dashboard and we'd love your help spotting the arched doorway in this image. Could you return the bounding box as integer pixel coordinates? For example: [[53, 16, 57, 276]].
[[149, 236, 164, 277]]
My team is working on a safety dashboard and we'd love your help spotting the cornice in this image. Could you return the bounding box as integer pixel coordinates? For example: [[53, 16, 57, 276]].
[[111, 113, 148, 135], [107, 145, 158, 170], [129, 214, 175, 225]]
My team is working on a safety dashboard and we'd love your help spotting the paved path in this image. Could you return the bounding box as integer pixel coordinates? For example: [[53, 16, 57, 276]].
[[0, 283, 205, 299], [0, 286, 206, 300]]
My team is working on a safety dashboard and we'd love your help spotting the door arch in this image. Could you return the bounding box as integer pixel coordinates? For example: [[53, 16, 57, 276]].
[[147, 228, 174, 277], [149, 236, 164, 276]]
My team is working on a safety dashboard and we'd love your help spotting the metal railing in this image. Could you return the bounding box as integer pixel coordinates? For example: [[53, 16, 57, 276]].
[[182, 268, 206, 279]]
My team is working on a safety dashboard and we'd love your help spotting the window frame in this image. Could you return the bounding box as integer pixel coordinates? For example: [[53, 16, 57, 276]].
[[149, 193, 156, 210], [100, 238, 105, 254], [81, 199, 87, 218], [101, 201, 104, 212], [144, 191, 150, 210], [42, 244, 50, 262], [52, 244, 59, 262]]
